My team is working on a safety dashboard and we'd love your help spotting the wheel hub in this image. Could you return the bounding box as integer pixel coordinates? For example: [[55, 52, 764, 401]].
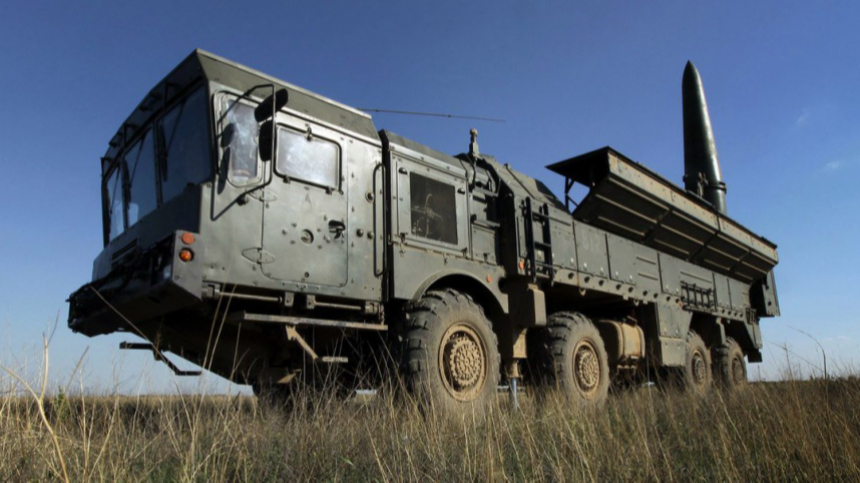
[[448, 335, 483, 388], [731, 356, 745, 384], [692, 352, 707, 385], [574, 342, 600, 394], [439, 325, 487, 401]]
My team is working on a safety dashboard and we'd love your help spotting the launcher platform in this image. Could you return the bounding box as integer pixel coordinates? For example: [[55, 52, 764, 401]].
[[547, 147, 778, 283]]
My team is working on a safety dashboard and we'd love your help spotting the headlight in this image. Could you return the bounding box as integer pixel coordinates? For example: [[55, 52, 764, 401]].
[[161, 262, 173, 281]]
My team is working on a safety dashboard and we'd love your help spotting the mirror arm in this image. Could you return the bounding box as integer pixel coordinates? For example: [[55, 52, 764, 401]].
[[259, 84, 276, 191], [256, 85, 289, 190], [235, 84, 288, 199]]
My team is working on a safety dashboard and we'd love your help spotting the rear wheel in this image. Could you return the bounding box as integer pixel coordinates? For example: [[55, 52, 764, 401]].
[[715, 338, 747, 390], [402, 289, 500, 415], [682, 331, 712, 394], [531, 312, 610, 405]]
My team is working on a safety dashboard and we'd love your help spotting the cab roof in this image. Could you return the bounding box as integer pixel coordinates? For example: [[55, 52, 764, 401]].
[[103, 49, 379, 170]]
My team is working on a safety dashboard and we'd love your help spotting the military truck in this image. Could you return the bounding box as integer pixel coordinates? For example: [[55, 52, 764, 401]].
[[68, 50, 780, 411]]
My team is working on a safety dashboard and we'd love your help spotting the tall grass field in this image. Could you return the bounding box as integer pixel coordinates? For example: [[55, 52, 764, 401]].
[[2, 362, 858, 482]]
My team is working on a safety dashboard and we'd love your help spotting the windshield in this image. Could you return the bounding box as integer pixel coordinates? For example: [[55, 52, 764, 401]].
[[105, 86, 212, 243], [159, 88, 211, 201], [126, 129, 157, 227]]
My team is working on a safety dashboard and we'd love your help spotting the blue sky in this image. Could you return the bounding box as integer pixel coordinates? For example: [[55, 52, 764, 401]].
[[1, 1, 858, 392]]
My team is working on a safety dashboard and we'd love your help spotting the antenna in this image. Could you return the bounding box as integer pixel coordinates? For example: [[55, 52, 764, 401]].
[[357, 108, 505, 123]]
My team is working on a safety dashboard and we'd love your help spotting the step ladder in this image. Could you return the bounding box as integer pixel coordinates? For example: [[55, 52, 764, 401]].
[[524, 197, 554, 284]]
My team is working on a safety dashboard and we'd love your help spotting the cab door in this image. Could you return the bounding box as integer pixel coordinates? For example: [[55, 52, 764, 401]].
[[212, 93, 268, 281], [260, 116, 349, 287]]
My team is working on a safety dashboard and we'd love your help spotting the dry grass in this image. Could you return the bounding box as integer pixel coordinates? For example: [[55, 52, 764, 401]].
[[1, 370, 859, 482]]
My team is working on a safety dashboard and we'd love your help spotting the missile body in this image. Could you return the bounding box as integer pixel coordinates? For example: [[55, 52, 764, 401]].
[[682, 61, 727, 214]]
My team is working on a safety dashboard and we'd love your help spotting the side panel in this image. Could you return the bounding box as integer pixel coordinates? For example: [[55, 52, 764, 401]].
[[713, 272, 731, 311], [641, 302, 692, 367], [728, 277, 750, 312], [469, 187, 501, 265], [574, 221, 609, 278], [634, 245, 661, 296], [607, 234, 638, 285], [658, 253, 682, 297], [550, 208, 576, 271], [678, 259, 715, 293]]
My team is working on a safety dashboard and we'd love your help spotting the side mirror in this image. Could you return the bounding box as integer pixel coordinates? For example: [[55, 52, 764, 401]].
[[255, 88, 288, 162], [254, 89, 289, 122], [258, 120, 274, 162]]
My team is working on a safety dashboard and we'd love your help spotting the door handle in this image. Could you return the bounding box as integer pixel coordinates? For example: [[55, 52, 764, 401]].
[[328, 220, 346, 239]]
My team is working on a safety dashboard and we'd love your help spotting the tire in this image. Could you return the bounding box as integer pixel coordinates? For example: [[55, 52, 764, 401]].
[[531, 312, 611, 405], [715, 338, 747, 390], [682, 331, 712, 394], [403, 289, 500, 415]]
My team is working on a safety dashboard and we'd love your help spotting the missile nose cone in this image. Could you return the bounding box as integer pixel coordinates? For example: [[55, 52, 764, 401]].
[[682, 61, 703, 96], [684, 60, 696, 74]]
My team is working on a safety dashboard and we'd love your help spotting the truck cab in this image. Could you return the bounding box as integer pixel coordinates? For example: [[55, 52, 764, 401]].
[[69, 50, 386, 385]]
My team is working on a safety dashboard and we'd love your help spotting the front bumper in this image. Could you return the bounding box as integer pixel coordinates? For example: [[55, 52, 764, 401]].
[[68, 231, 204, 336]]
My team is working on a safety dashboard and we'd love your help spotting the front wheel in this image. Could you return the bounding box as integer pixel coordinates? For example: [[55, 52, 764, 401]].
[[402, 289, 500, 415]]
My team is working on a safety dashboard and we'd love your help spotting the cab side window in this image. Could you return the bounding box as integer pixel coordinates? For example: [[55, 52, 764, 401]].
[[409, 173, 458, 244], [220, 98, 259, 184], [276, 127, 340, 189]]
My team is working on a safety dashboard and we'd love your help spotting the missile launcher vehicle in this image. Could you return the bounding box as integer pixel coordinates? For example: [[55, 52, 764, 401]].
[[69, 51, 779, 410]]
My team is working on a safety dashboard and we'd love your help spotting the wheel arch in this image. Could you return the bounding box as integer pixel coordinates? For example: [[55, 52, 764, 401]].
[[724, 319, 762, 359], [415, 272, 508, 331], [688, 312, 761, 360], [689, 312, 722, 348]]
